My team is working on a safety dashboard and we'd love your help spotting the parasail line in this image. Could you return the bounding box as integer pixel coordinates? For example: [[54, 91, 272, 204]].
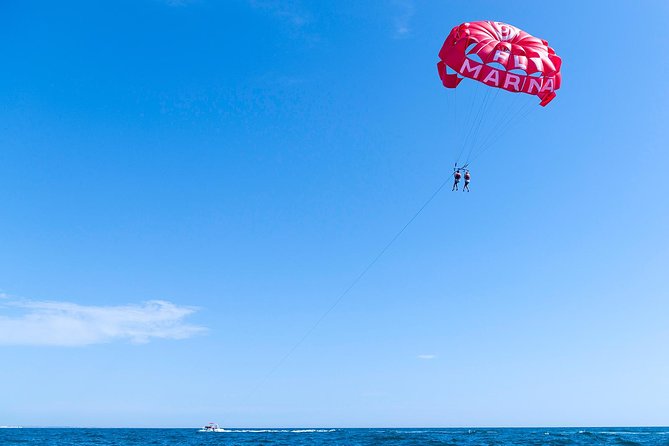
[[458, 87, 490, 165], [465, 85, 500, 164], [247, 172, 455, 397], [467, 102, 534, 167], [454, 83, 481, 163]]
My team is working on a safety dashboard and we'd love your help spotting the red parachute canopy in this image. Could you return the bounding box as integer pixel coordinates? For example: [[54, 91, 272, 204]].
[[438, 21, 562, 106]]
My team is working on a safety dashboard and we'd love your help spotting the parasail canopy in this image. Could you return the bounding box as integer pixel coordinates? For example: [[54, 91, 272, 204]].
[[437, 21, 562, 106]]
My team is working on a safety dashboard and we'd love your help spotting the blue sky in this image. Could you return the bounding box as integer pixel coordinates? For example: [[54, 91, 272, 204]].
[[1, 0, 668, 428]]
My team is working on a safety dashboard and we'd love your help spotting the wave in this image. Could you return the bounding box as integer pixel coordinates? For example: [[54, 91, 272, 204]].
[[223, 429, 336, 433], [581, 430, 669, 436]]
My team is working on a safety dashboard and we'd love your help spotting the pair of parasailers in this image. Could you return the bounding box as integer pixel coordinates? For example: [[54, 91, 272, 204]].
[[452, 169, 471, 192]]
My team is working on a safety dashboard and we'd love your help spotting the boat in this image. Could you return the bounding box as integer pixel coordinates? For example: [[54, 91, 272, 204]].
[[199, 422, 226, 432]]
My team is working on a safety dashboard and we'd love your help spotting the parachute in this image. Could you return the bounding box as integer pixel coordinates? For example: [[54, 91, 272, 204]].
[[436, 21, 563, 168], [438, 21, 562, 106]]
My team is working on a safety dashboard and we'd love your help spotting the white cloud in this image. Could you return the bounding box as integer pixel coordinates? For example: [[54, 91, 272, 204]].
[[417, 354, 436, 360], [0, 298, 206, 347], [392, 0, 415, 38]]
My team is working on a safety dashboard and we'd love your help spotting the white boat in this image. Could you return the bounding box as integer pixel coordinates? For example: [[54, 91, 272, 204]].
[[199, 422, 227, 432]]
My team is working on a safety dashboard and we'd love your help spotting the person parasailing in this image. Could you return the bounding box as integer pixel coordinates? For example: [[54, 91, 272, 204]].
[[463, 170, 471, 192], [452, 169, 461, 191]]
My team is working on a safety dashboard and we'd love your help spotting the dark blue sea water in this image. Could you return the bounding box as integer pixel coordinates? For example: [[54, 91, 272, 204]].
[[1, 427, 668, 445]]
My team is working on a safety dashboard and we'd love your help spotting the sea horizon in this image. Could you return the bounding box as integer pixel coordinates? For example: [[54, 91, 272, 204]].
[[3, 426, 669, 445], [5, 425, 669, 429]]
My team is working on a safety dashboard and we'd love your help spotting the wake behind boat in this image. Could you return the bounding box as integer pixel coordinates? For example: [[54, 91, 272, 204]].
[[199, 423, 226, 432]]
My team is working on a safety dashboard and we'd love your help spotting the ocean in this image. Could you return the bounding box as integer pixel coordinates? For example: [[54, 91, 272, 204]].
[[1, 427, 668, 445]]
